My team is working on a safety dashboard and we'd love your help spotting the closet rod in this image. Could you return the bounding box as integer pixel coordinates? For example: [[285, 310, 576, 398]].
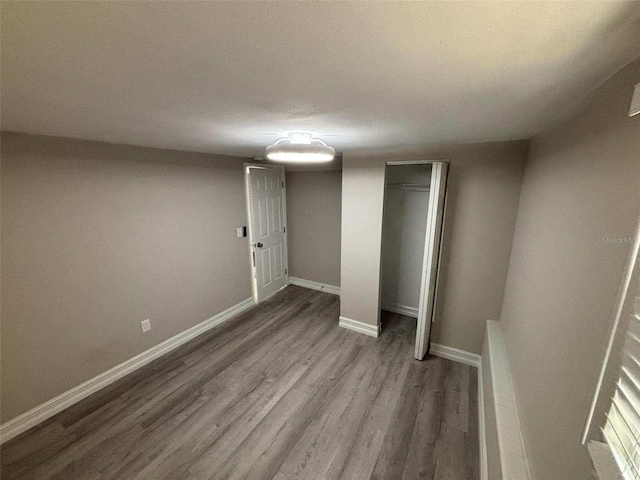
[[387, 183, 430, 192]]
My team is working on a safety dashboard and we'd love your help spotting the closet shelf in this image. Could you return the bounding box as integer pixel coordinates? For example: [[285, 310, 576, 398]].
[[387, 183, 430, 192]]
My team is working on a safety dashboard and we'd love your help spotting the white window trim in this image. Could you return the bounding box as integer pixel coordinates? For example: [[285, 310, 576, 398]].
[[583, 214, 640, 479], [589, 440, 625, 480]]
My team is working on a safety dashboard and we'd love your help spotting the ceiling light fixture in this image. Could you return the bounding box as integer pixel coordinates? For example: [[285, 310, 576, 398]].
[[265, 133, 335, 163]]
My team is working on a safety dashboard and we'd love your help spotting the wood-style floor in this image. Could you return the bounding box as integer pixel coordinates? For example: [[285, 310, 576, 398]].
[[1, 286, 478, 480]]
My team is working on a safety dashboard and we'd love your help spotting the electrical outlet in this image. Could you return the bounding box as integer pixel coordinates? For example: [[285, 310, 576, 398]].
[[141, 319, 151, 333]]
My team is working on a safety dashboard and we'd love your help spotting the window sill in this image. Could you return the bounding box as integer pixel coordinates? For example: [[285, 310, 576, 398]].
[[588, 441, 623, 480]]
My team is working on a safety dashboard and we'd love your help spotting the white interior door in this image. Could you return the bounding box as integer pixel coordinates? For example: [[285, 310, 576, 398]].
[[246, 165, 288, 303], [415, 162, 448, 360]]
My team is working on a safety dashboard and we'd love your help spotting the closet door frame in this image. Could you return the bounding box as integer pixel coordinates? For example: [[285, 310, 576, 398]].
[[385, 160, 450, 360]]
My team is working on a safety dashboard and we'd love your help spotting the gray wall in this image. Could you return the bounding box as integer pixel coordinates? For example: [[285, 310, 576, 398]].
[[500, 58, 640, 479], [286, 170, 341, 287], [341, 141, 528, 353], [341, 157, 387, 328], [0, 132, 252, 422]]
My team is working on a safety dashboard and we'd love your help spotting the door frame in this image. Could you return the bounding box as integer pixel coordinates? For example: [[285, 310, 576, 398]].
[[243, 162, 289, 304], [383, 159, 450, 359]]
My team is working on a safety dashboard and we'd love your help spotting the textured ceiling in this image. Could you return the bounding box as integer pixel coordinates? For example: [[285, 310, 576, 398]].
[[2, 1, 640, 157]]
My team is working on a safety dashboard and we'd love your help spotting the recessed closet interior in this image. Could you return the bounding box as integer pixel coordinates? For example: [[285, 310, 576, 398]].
[[381, 163, 433, 319]]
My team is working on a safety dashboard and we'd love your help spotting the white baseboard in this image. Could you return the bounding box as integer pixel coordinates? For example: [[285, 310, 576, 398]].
[[430, 342, 481, 368], [288, 277, 340, 296], [478, 361, 489, 480], [339, 316, 380, 338], [381, 302, 418, 318], [0, 297, 255, 445]]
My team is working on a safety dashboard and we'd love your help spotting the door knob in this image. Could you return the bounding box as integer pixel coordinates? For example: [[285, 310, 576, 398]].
[[256, 243, 263, 248]]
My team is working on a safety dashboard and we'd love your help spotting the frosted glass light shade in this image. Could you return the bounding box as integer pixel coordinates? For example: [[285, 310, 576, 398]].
[[266, 134, 335, 163]]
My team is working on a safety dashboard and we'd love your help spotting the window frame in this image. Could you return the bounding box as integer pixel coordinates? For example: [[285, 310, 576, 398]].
[[583, 215, 640, 479]]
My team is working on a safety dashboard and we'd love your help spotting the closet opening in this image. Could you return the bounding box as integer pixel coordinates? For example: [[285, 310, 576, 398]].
[[380, 161, 448, 360]]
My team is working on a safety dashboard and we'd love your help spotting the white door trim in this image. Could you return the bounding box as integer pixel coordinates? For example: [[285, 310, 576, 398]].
[[244, 163, 289, 303]]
